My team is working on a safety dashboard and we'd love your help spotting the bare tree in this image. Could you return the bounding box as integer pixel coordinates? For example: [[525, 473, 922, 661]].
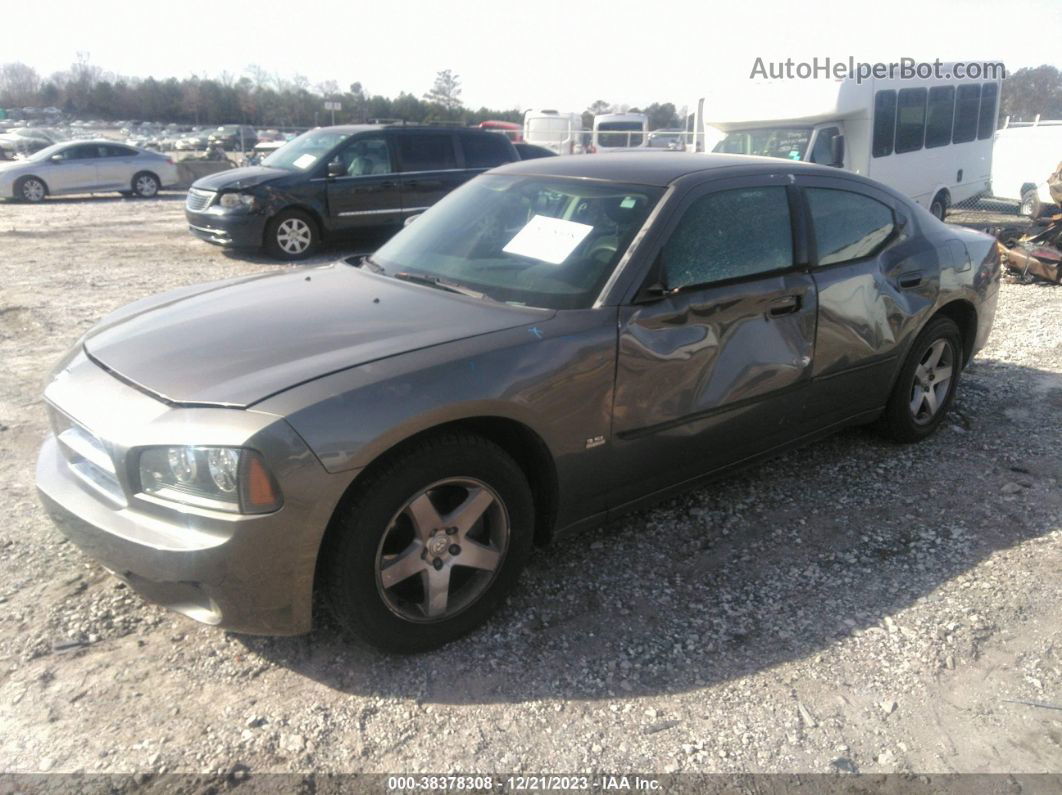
[[0, 62, 41, 105]]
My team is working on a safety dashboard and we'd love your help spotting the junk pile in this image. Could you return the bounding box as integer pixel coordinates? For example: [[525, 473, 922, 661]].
[[992, 161, 1062, 285]]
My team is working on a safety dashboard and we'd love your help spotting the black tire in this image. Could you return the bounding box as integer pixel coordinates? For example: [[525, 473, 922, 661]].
[[15, 176, 47, 203], [265, 209, 319, 260], [131, 171, 160, 198], [323, 433, 534, 653], [929, 191, 949, 221], [877, 317, 963, 443], [1019, 189, 1042, 218]]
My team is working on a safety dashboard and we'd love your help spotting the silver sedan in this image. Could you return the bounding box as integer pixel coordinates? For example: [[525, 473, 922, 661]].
[[0, 140, 180, 202]]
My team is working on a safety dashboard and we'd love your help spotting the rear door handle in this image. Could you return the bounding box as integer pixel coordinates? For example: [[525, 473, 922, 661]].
[[768, 295, 801, 317], [899, 271, 923, 288]]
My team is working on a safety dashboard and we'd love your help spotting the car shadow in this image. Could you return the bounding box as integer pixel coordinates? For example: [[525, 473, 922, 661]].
[[236, 357, 1062, 705], [9, 191, 189, 205]]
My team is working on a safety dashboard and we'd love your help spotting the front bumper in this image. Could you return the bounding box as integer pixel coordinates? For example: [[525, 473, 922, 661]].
[[35, 351, 353, 634], [185, 207, 267, 249]]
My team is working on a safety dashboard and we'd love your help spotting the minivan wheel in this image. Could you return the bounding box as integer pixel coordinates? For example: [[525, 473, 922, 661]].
[[266, 209, 318, 260], [16, 176, 46, 203], [877, 317, 962, 443], [323, 433, 534, 653], [132, 172, 160, 198]]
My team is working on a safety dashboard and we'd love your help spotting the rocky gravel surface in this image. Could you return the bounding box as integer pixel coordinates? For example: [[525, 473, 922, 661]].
[[0, 195, 1060, 780]]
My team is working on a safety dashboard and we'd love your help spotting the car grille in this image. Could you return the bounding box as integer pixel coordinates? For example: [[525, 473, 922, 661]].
[[185, 188, 216, 212], [49, 408, 126, 507]]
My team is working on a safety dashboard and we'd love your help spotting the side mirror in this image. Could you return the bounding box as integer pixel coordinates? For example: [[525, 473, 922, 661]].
[[635, 281, 678, 304], [326, 160, 345, 178], [403, 213, 422, 227], [830, 135, 845, 168]]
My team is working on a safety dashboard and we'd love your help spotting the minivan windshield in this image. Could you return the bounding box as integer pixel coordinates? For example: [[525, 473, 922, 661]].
[[714, 127, 812, 160], [262, 129, 351, 171], [372, 174, 663, 310]]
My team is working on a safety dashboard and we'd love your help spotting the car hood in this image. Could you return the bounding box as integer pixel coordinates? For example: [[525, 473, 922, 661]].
[[190, 166, 286, 191], [82, 263, 548, 408]]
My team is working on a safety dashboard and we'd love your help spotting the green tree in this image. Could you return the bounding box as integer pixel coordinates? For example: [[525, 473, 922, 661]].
[[423, 69, 462, 115]]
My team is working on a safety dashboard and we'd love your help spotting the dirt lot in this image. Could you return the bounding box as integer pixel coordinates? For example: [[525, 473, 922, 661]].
[[0, 194, 1060, 780]]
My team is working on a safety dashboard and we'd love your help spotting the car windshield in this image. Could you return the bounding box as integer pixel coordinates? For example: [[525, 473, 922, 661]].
[[371, 174, 663, 310], [714, 127, 812, 160], [262, 129, 350, 170]]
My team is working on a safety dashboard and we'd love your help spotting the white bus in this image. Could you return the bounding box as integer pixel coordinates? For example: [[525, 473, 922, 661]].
[[990, 118, 1062, 216], [698, 68, 1001, 219], [523, 109, 585, 155], [590, 112, 648, 152]]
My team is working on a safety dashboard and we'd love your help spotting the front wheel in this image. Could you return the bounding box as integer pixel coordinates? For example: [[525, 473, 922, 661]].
[[265, 209, 319, 260], [323, 434, 534, 653], [877, 317, 962, 443], [16, 176, 46, 203]]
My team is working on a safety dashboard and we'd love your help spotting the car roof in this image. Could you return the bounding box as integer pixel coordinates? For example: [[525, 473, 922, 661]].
[[318, 124, 504, 137], [490, 152, 855, 187]]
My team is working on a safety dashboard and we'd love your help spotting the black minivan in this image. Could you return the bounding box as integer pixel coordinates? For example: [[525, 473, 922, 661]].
[[184, 124, 520, 260]]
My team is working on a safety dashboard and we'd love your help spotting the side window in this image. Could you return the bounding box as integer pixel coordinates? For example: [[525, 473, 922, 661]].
[[64, 144, 99, 160], [661, 186, 792, 289], [872, 90, 896, 157], [396, 133, 457, 172], [336, 137, 393, 177], [895, 88, 927, 154], [925, 86, 955, 148], [808, 126, 840, 164], [952, 84, 981, 143], [807, 188, 895, 266], [977, 82, 998, 140], [106, 145, 136, 157], [460, 133, 513, 168]]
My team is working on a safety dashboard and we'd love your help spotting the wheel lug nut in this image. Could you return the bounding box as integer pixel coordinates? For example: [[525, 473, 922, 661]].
[[433, 558, 443, 570], [445, 526, 458, 535], [449, 545, 461, 556]]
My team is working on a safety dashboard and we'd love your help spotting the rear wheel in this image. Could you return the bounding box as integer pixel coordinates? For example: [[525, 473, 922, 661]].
[[16, 176, 46, 203], [323, 434, 534, 653], [1020, 189, 1042, 218], [877, 317, 962, 443], [929, 191, 949, 221], [132, 172, 160, 198], [265, 209, 318, 260]]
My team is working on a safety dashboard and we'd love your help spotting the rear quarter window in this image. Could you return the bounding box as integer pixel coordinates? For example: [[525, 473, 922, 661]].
[[807, 188, 895, 266], [396, 133, 458, 172]]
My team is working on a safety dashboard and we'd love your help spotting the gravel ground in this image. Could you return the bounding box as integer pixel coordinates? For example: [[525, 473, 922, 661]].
[[0, 194, 1060, 779]]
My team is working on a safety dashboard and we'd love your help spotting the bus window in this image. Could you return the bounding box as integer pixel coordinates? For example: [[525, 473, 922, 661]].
[[895, 88, 927, 154], [978, 83, 998, 140], [872, 90, 896, 157], [925, 86, 955, 148], [952, 84, 980, 143]]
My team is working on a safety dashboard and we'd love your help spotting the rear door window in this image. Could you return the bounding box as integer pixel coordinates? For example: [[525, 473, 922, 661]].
[[806, 188, 895, 266], [459, 133, 513, 168], [396, 133, 457, 172]]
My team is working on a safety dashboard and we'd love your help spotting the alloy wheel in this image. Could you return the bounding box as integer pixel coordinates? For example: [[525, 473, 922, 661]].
[[22, 179, 45, 202], [135, 175, 158, 197], [375, 477, 509, 623], [276, 218, 312, 255], [909, 338, 955, 424]]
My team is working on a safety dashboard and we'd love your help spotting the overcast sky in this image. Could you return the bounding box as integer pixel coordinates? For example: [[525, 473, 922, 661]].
[[8, 0, 1060, 112]]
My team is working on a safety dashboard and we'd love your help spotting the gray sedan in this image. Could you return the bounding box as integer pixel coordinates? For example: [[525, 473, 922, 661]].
[[36, 153, 1001, 652], [0, 140, 179, 201]]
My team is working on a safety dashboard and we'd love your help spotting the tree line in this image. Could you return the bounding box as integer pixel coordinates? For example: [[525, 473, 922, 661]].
[[1, 57, 1060, 129]]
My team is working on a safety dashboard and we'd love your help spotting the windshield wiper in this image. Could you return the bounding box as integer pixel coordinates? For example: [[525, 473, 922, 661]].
[[392, 271, 495, 302]]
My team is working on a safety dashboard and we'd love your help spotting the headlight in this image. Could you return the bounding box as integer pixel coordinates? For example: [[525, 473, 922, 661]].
[[218, 192, 256, 209], [138, 446, 281, 514]]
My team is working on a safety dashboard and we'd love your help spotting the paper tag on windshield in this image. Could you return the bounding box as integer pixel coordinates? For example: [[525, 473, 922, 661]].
[[293, 153, 317, 169], [502, 215, 594, 265]]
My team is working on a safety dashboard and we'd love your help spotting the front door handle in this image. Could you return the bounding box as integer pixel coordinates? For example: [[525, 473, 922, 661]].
[[898, 271, 923, 289], [768, 295, 801, 317]]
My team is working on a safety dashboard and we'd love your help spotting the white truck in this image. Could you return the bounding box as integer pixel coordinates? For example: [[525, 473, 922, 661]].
[[590, 112, 648, 152], [691, 67, 1001, 219], [523, 109, 585, 156], [990, 119, 1062, 216]]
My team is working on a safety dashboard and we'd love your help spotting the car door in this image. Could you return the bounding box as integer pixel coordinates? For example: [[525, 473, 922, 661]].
[[795, 175, 941, 425], [395, 131, 467, 216], [608, 175, 819, 503], [46, 143, 101, 193], [324, 135, 402, 233], [97, 144, 138, 189]]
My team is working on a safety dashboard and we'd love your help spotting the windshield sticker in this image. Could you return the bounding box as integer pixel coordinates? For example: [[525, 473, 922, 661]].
[[293, 153, 317, 169], [502, 214, 594, 265], [620, 196, 637, 209]]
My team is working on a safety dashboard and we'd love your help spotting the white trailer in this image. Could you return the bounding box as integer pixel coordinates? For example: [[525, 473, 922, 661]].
[[696, 67, 1002, 219], [523, 109, 585, 155], [590, 112, 648, 152], [990, 119, 1062, 216]]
